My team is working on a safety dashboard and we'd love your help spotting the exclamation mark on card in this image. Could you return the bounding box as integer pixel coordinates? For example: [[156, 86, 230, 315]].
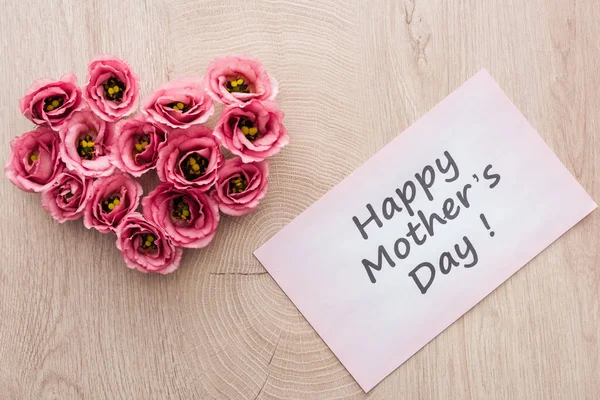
[[480, 213, 495, 237]]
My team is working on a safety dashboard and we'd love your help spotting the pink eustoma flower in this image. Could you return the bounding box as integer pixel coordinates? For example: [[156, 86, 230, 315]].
[[213, 100, 289, 163], [83, 172, 143, 234], [205, 56, 278, 106], [156, 125, 223, 191], [41, 169, 91, 223], [111, 116, 166, 177], [142, 183, 219, 248], [59, 110, 116, 178], [5, 127, 63, 192], [212, 157, 269, 216], [84, 55, 140, 122], [115, 212, 182, 274], [19, 73, 85, 131], [141, 76, 214, 129]]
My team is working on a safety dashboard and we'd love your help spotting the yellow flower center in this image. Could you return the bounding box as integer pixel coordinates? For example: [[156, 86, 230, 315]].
[[238, 118, 259, 141], [44, 96, 64, 112], [102, 195, 121, 213], [134, 135, 150, 154], [78, 133, 96, 160], [229, 175, 248, 194], [103, 77, 125, 102], [226, 77, 249, 93], [168, 101, 188, 112], [171, 196, 191, 221], [141, 234, 157, 250], [182, 154, 208, 181], [28, 152, 39, 165]]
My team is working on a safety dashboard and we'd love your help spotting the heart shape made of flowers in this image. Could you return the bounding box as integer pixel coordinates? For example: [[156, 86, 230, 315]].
[[6, 55, 289, 274]]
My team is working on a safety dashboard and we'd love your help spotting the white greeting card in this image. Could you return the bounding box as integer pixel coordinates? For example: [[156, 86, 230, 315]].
[[254, 70, 597, 391]]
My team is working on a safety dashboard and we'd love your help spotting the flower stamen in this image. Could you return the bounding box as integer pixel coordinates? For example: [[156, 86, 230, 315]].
[[78, 133, 97, 160], [102, 195, 121, 213], [182, 154, 208, 181], [168, 101, 188, 112], [134, 134, 150, 153], [141, 233, 157, 251], [229, 175, 248, 194], [103, 76, 125, 102], [226, 77, 249, 93], [238, 117, 259, 141], [28, 152, 39, 165], [171, 196, 191, 221], [44, 96, 64, 112]]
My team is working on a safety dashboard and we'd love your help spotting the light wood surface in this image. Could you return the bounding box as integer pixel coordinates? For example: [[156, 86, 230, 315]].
[[1, 1, 598, 399]]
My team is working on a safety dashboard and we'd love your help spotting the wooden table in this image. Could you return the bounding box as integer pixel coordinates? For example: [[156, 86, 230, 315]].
[[1, 1, 598, 398]]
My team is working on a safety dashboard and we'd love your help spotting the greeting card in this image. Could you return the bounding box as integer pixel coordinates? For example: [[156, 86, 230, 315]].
[[254, 69, 597, 392]]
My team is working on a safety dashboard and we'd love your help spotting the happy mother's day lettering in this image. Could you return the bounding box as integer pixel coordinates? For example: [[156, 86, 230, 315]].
[[352, 151, 501, 294]]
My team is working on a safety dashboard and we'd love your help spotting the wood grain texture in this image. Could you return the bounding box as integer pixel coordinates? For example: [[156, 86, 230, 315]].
[[0, 0, 598, 399]]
